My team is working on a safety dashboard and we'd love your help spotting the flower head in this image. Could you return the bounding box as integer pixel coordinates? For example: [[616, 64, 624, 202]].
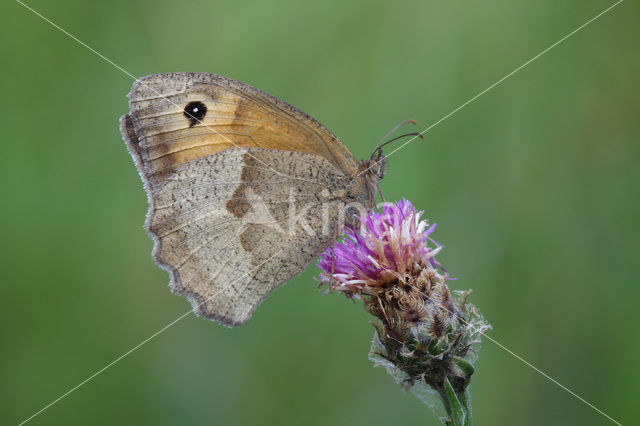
[[317, 199, 444, 295], [316, 199, 490, 424]]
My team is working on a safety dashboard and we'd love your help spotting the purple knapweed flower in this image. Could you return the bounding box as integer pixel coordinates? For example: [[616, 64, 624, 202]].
[[316, 199, 490, 425], [317, 199, 444, 295]]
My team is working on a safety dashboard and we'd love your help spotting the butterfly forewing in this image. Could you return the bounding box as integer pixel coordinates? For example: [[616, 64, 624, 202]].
[[125, 72, 358, 187]]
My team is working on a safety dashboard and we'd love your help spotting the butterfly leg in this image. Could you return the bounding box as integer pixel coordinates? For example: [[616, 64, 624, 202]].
[[376, 181, 387, 204], [329, 237, 338, 292]]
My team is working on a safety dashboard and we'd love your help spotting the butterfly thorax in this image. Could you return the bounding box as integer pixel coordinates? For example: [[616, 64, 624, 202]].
[[360, 151, 387, 201], [341, 153, 387, 229]]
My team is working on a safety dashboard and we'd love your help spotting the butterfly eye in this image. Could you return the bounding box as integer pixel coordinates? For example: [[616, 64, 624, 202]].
[[184, 101, 207, 127]]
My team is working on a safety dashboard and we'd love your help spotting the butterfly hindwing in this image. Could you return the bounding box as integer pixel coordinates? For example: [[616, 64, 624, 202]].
[[145, 147, 347, 326]]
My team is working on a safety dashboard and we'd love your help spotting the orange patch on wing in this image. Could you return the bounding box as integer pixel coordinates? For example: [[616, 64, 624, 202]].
[[125, 73, 359, 187]]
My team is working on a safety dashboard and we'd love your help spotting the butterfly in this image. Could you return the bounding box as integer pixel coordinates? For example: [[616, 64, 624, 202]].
[[120, 72, 389, 327]]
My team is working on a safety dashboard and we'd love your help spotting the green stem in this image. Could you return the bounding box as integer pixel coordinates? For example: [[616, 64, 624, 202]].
[[440, 378, 472, 426]]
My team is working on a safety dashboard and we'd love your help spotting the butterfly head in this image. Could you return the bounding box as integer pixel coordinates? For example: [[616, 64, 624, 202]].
[[367, 148, 388, 182], [367, 120, 423, 182], [352, 148, 387, 214], [354, 122, 424, 207]]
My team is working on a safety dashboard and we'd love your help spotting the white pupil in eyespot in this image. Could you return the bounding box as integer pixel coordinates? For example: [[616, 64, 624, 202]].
[[192, 107, 198, 112]]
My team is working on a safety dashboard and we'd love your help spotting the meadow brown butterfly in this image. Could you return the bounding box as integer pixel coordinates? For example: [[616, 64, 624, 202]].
[[120, 72, 387, 327]]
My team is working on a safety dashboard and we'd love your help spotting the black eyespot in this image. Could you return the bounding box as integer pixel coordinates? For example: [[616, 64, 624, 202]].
[[184, 101, 207, 127]]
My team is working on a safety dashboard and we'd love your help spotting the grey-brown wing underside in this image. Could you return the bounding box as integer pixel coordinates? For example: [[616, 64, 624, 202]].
[[141, 147, 347, 327]]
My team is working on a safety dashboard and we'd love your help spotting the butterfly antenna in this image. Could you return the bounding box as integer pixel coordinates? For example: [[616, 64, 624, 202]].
[[373, 119, 417, 154], [375, 132, 424, 155]]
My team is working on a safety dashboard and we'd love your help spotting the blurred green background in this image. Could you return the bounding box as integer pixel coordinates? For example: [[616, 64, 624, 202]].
[[1, 0, 638, 424]]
